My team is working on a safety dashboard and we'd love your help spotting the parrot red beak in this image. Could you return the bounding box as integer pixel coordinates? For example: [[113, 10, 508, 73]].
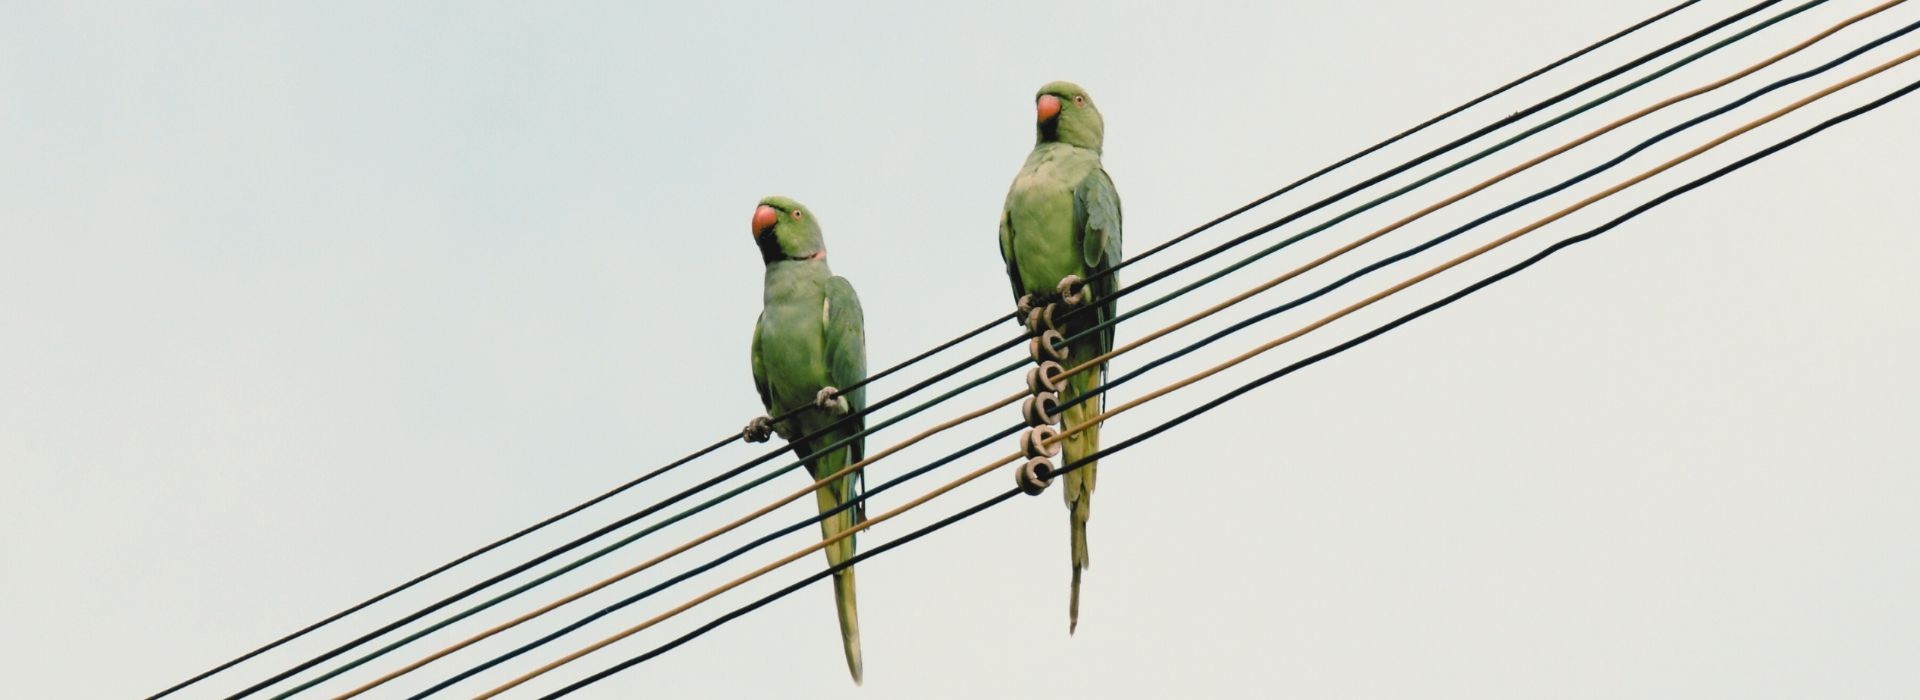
[[752, 204, 779, 237], [1036, 94, 1062, 124]]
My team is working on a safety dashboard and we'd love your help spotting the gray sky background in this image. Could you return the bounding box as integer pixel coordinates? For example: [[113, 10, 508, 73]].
[[4, 1, 1918, 698]]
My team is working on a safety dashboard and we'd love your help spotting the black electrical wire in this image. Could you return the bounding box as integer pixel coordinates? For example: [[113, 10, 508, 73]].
[[419, 19, 1914, 690], [539, 73, 1920, 699]]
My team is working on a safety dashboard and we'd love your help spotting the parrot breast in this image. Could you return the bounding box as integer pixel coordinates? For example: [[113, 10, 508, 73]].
[[758, 263, 833, 418], [1007, 144, 1098, 295]]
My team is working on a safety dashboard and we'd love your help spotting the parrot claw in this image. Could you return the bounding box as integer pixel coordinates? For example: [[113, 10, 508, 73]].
[[1015, 457, 1055, 496], [742, 415, 774, 443], [1056, 275, 1085, 306], [1015, 294, 1037, 322], [816, 386, 850, 415]]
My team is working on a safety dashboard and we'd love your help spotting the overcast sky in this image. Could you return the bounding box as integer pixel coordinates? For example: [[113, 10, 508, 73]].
[[4, 1, 1918, 698]]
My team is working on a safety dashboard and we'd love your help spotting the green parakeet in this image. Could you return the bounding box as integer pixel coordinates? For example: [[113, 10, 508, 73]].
[[744, 196, 868, 684], [998, 81, 1121, 633]]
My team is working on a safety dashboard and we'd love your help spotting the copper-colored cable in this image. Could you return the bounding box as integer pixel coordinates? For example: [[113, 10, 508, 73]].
[[476, 46, 1920, 700], [347, 8, 1906, 694]]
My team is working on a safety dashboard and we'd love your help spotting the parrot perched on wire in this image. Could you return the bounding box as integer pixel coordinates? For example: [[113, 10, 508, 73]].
[[742, 196, 868, 684], [998, 80, 1122, 633]]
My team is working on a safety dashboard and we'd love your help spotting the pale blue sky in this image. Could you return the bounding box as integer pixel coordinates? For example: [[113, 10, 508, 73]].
[[3, 1, 1918, 698]]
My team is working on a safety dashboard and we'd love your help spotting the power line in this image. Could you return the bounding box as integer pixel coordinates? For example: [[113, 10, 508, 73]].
[[534, 68, 1920, 700], [225, 3, 1822, 696], [192, 4, 1729, 697]]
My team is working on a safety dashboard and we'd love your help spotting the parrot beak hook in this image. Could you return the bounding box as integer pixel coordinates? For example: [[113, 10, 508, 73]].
[[751, 204, 779, 238], [1036, 94, 1062, 124]]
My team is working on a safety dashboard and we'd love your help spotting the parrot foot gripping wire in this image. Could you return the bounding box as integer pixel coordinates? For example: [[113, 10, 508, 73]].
[[1028, 329, 1068, 365], [1055, 274, 1085, 307], [1016, 457, 1055, 496], [1023, 302, 1057, 337], [814, 386, 849, 415], [1021, 391, 1059, 428], [1026, 360, 1066, 395], [1015, 278, 1081, 331], [1026, 301, 1069, 366], [1016, 353, 1063, 496], [1012, 294, 1073, 496], [1015, 425, 1060, 496], [741, 416, 773, 443]]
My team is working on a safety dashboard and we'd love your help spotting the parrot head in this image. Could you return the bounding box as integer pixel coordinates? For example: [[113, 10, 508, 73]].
[[750, 196, 827, 265], [1034, 80, 1104, 152]]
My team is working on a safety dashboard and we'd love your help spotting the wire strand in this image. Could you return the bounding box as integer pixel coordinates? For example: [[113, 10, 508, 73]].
[[535, 68, 1920, 700]]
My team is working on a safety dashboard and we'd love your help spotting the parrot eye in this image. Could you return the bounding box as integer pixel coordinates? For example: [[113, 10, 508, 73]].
[[791, 209, 803, 220], [1073, 95, 1086, 107]]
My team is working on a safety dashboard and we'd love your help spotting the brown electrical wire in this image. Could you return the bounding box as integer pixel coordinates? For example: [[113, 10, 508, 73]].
[[337, 9, 1910, 695], [476, 46, 1920, 699]]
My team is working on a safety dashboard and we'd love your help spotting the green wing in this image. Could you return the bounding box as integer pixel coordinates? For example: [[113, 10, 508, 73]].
[[998, 209, 1025, 301], [1075, 166, 1123, 350], [750, 314, 772, 412], [823, 276, 867, 462]]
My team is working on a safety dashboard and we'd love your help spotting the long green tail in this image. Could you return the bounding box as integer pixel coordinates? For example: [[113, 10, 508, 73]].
[[812, 446, 864, 684], [1061, 361, 1100, 634]]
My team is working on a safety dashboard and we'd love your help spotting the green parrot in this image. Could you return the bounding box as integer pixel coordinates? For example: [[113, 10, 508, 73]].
[[743, 196, 868, 684], [998, 80, 1121, 633]]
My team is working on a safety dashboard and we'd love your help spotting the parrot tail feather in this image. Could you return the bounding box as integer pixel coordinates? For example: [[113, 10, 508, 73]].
[[832, 568, 863, 685], [814, 463, 864, 685], [1061, 367, 1100, 634]]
